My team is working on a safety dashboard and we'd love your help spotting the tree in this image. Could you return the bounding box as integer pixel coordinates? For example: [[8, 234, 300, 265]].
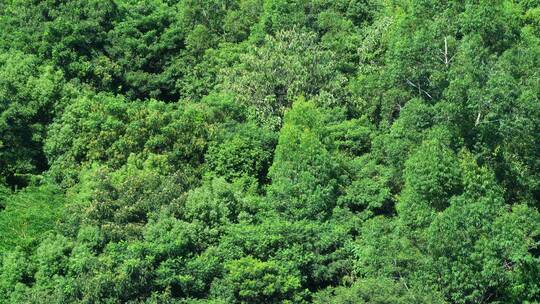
[[212, 256, 302, 303], [397, 128, 461, 231], [205, 122, 276, 184], [45, 93, 233, 188], [313, 277, 446, 304], [424, 153, 540, 303], [267, 99, 339, 220], [220, 30, 342, 129], [0, 51, 67, 187]]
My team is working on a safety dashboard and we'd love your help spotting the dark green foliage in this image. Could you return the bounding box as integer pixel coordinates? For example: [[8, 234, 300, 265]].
[[0, 52, 67, 187], [397, 131, 462, 229], [1, 0, 540, 303], [206, 122, 276, 183]]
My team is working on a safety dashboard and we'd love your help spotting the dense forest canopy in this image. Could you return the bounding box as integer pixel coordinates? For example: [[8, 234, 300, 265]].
[[0, 0, 540, 303]]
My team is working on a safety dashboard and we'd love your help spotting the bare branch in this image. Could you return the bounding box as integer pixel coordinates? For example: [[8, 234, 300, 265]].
[[444, 36, 449, 67], [406, 79, 433, 99], [475, 111, 481, 126]]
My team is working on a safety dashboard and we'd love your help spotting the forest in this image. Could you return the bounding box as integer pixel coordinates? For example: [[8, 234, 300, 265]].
[[0, 0, 539, 303]]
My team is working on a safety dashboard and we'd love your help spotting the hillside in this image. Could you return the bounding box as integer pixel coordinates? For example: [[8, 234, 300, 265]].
[[0, 0, 539, 303]]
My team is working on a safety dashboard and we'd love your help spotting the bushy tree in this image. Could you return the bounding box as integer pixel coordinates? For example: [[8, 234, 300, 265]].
[[220, 30, 343, 128], [45, 93, 237, 187], [0, 51, 67, 187], [425, 154, 540, 303], [205, 122, 276, 184], [267, 99, 339, 220], [212, 256, 302, 303]]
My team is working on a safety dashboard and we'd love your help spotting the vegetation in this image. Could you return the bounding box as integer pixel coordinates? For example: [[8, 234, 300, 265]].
[[1, 0, 539, 303]]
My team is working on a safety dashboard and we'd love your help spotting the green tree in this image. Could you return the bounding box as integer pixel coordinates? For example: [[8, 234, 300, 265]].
[[267, 99, 339, 220], [0, 51, 66, 187], [220, 30, 342, 128], [205, 122, 276, 184], [425, 154, 540, 303], [45, 93, 234, 187], [397, 129, 461, 230], [212, 256, 302, 303]]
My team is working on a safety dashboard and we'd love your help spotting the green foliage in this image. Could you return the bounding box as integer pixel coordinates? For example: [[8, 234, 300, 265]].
[[214, 256, 302, 303], [267, 99, 339, 220], [1, 0, 540, 303], [313, 277, 446, 304], [206, 122, 276, 183], [0, 51, 66, 187], [399, 131, 461, 220], [220, 29, 343, 128], [45, 93, 235, 187], [353, 216, 423, 284], [0, 184, 64, 252], [338, 155, 393, 217], [421, 154, 540, 303]]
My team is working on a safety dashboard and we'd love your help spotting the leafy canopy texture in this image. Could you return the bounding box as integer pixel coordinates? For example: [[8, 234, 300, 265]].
[[1, 0, 540, 303]]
